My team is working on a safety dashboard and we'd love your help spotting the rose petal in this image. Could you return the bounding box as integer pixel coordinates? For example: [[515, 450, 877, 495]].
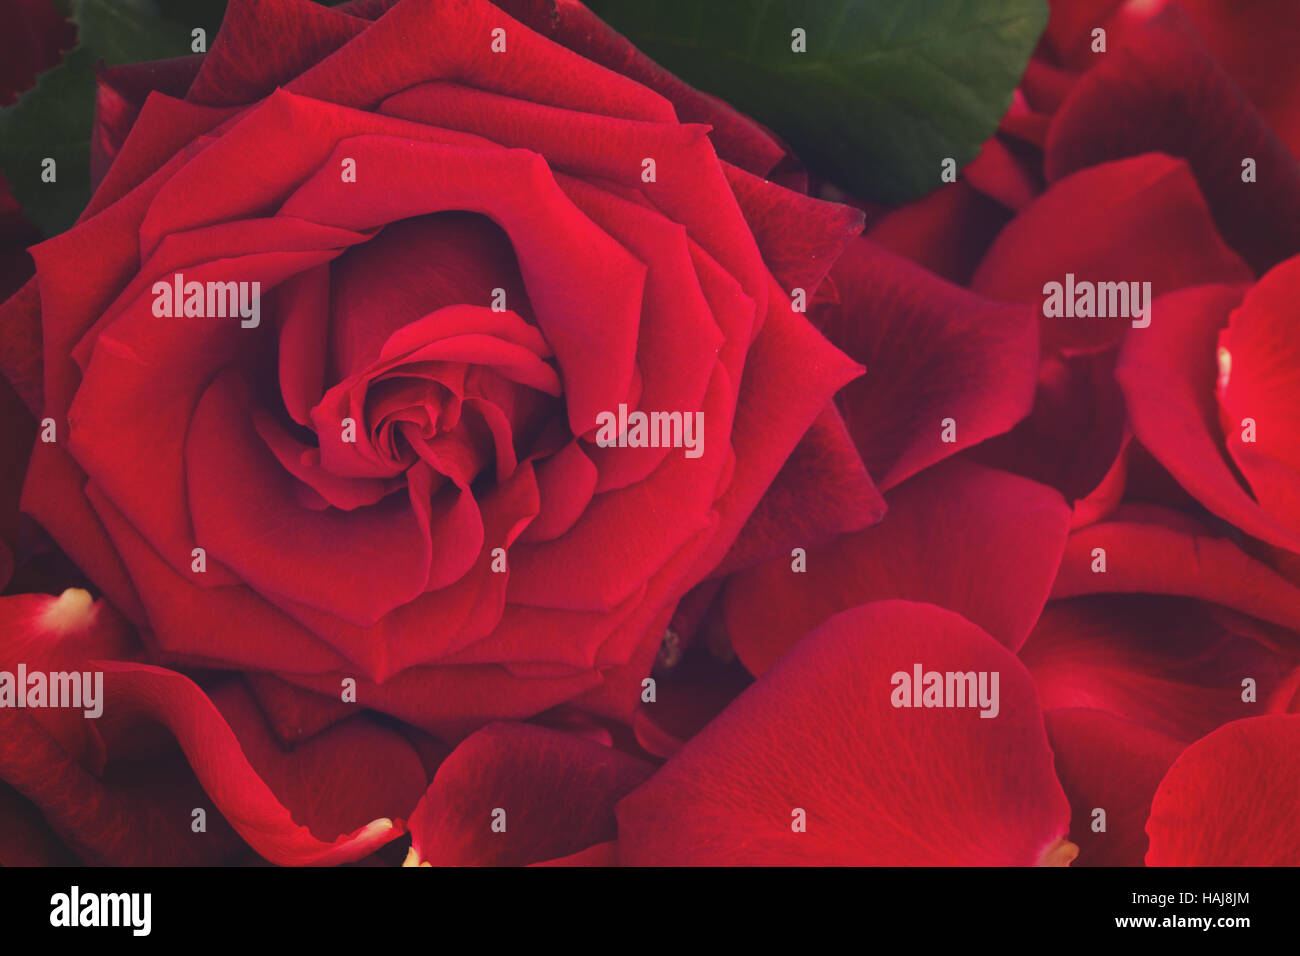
[[617, 600, 1071, 865], [1050, 505, 1300, 630], [92, 57, 203, 186], [244, 673, 355, 747], [970, 349, 1128, 503], [68, 240, 364, 588], [406, 722, 653, 866], [378, 79, 772, 331], [279, 663, 604, 742], [290, 0, 676, 124], [208, 679, 427, 842], [0, 781, 75, 865], [818, 238, 1039, 491], [0, 276, 41, 415], [713, 403, 884, 578], [866, 181, 1013, 286], [722, 161, 864, 296], [1116, 284, 1300, 550], [1219, 256, 1300, 535], [684, 276, 863, 579], [1175, 0, 1300, 160], [188, 0, 366, 106], [22, 443, 148, 625], [724, 460, 1070, 676], [0, 660, 404, 865], [88, 481, 352, 674], [963, 135, 1041, 212], [1022, 595, 1295, 741], [1045, 708, 1184, 867], [85, 92, 237, 223], [530, 841, 618, 867], [1145, 715, 1300, 865], [1045, 6, 1300, 274], [276, 130, 644, 437], [972, 154, 1251, 354]]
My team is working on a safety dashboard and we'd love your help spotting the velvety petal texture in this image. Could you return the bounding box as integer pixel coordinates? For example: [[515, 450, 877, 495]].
[[406, 722, 653, 866], [972, 154, 1251, 355], [1045, 7, 1300, 274], [1218, 256, 1300, 537], [724, 460, 1070, 676], [1117, 286, 1300, 552], [817, 239, 1040, 491], [1045, 709, 1183, 867], [617, 602, 1072, 865], [1145, 715, 1300, 866]]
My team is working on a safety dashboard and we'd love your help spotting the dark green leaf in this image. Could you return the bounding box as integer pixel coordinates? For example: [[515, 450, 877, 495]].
[[0, 0, 227, 237], [0, 46, 97, 238], [585, 0, 1047, 204]]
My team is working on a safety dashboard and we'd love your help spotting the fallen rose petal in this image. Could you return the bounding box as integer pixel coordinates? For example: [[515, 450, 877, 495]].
[[818, 238, 1039, 491], [1022, 595, 1295, 742], [1174, 0, 1300, 160], [1045, 708, 1184, 867], [1117, 285, 1300, 552], [712, 403, 884, 578], [0, 588, 134, 764], [867, 180, 1015, 286], [1218, 256, 1300, 536], [529, 841, 618, 867], [1046, 6, 1300, 274], [969, 349, 1128, 504], [972, 154, 1251, 355], [617, 601, 1073, 865], [0, 780, 76, 865], [1146, 715, 1300, 865], [93, 662, 409, 865], [406, 721, 653, 866], [207, 679, 428, 843], [1049, 505, 1300, 629], [724, 460, 1070, 676]]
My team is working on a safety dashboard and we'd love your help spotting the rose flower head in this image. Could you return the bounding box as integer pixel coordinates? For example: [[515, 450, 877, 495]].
[[9, 0, 870, 742]]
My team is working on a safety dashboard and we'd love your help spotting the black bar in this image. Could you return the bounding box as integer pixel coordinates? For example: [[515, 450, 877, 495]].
[[0, 865, 1283, 942]]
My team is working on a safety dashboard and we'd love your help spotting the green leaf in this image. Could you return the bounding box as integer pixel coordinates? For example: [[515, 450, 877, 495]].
[[585, 0, 1047, 204], [0, 0, 227, 237], [75, 0, 195, 62], [0, 46, 97, 237]]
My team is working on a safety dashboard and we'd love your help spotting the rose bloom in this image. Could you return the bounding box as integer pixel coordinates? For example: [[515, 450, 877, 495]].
[[0, 0, 888, 864]]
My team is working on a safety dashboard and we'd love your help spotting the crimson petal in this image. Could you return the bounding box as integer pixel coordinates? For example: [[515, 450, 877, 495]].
[[617, 601, 1071, 865], [1146, 715, 1300, 865], [406, 722, 653, 866], [724, 460, 1069, 676]]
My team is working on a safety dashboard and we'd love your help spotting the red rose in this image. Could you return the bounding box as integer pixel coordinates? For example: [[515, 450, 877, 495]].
[[0, 0, 881, 864]]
